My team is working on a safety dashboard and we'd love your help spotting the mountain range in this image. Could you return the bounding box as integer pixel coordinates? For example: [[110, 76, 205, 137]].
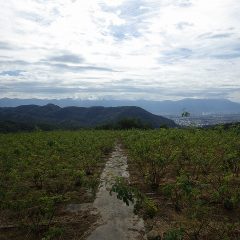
[[1, 98, 240, 115], [0, 104, 177, 130]]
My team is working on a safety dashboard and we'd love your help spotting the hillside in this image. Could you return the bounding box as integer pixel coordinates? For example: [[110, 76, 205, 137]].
[[1, 98, 240, 115], [0, 104, 177, 130]]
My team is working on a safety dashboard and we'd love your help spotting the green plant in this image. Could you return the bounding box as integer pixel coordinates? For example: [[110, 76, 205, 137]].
[[42, 226, 64, 240], [163, 228, 184, 240], [110, 177, 134, 206], [110, 177, 158, 218]]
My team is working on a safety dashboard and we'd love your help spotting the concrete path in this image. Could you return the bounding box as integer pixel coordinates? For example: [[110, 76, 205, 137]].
[[86, 144, 146, 240]]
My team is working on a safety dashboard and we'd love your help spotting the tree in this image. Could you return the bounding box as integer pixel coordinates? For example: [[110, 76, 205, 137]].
[[181, 111, 190, 117]]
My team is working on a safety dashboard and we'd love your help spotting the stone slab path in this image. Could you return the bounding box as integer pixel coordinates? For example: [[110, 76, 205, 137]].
[[86, 144, 146, 240]]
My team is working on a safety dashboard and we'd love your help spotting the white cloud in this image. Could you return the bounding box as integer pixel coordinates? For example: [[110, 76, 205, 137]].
[[0, 0, 240, 101]]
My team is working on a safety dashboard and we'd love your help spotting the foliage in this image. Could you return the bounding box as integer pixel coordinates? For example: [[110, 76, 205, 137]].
[[120, 128, 240, 239], [163, 228, 184, 240], [0, 130, 115, 238], [181, 111, 190, 117], [96, 118, 153, 130], [1, 127, 240, 239], [42, 226, 64, 240], [110, 177, 158, 218], [110, 177, 134, 206]]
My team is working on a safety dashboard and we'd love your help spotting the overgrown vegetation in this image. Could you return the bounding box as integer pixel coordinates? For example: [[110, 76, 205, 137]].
[[1, 126, 240, 239], [121, 128, 240, 239], [96, 118, 154, 130], [0, 130, 115, 239], [0, 118, 154, 133]]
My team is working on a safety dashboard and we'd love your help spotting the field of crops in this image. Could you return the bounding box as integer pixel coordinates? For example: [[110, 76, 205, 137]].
[[121, 129, 240, 239], [0, 130, 115, 239], [0, 128, 240, 240]]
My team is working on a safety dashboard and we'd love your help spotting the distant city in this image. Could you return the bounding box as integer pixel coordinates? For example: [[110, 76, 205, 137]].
[[169, 114, 240, 127]]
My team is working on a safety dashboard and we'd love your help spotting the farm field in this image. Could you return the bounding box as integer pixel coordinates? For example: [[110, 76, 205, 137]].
[[0, 130, 115, 239], [121, 129, 240, 239], [0, 128, 240, 239]]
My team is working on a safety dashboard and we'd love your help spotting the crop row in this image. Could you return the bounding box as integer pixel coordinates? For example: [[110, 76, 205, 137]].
[[121, 129, 240, 239], [0, 130, 115, 239]]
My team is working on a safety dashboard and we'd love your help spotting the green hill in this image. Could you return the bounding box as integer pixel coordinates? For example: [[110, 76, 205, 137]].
[[0, 104, 177, 132]]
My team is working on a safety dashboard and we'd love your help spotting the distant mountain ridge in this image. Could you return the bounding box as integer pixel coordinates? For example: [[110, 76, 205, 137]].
[[1, 98, 240, 115], [0, 104, 177, 129]]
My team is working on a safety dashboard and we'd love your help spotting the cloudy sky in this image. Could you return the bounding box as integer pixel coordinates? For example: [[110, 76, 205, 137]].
[[0, 0, 240, 101]]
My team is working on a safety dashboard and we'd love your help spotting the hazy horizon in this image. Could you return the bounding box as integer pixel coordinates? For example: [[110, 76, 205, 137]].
[[1, 96, 240, 103], [1, 0, 240, 101]]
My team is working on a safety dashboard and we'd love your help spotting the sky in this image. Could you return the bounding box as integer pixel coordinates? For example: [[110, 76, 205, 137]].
[[0, 0, 240, 102]]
